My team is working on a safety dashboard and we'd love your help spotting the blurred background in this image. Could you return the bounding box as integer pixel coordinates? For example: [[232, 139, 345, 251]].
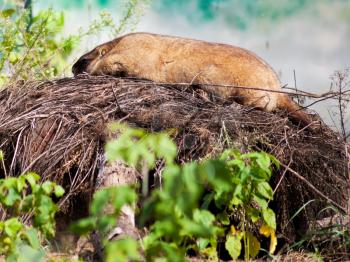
[[1, 0, 350, 129]]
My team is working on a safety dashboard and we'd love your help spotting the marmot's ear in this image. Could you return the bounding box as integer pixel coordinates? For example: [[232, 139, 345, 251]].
[[100, 48, 107, 57]]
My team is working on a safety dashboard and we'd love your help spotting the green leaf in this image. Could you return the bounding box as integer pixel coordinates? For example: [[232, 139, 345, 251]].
[[23, 228, 41, 249], [201, 245, 218, 261], [230, 195, 243, 206], [217, 212, 230, 226], [4, 218, 23, 237], [105, 238, 140, 262], [111, 186, 137, 213], [25, 173, 40, 188], [256, 181, 273, 200], [156, 134, 177, 165], [0, 9, 16, 18], [193, 209, 215, 227], [199, 160, 232, 192], [9, 53, 19, 64], [105, 140, 121, 162], [16, 176, 27, 192], [41, 181, 53, 195], [219, 149, 241, 162], [233, 183, 243, 198], [262, 208, 276, 230], [96, 215, 116, 234], [90, 188, 110, 215], [70, 218, 96, 235], [21, 195, 34, 212], [17, 243, 45, 262], [243, 152, 272, 178], [247, 207, 260, 223], [253, 195, 268, 209], [34, 213, 50, 227], [225, 235, 242, 259], [197, 238, 210, 250], [41, 223, 55, 238], [3, 177, 17, 189], [201, 193, 214, 209], [3, 187, 21, 206], [54, 185, 65, 197]]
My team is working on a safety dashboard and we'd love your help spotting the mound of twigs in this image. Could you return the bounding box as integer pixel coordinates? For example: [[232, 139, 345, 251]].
[[0, 75, 348, 246]]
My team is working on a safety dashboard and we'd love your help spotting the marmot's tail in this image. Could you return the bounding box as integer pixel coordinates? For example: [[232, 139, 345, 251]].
[[278, 94, 313, 127]]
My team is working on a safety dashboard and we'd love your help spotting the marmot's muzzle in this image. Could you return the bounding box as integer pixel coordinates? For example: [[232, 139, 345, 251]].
[[72, 58, 91, 76]]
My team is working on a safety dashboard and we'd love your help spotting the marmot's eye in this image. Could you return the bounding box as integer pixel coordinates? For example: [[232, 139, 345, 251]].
[[100, 49, 107, 57]]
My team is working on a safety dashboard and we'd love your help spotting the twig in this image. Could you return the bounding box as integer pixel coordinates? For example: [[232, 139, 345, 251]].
[[12, 13, 50, 82], [344, 144, 350, 216], [10, 127, 25, 176], [110, 82, 123, 112], [273, 155, 293, 194], [293, 69, 301, 105], [156, 81, 347, 99], [337, 74, 346, 141]]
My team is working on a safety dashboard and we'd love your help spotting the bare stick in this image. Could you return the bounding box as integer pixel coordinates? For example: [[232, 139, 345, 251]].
[[154, 81, 348, 99]]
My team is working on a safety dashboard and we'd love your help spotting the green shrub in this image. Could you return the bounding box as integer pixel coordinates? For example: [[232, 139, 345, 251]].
[[73, 124, 279, 261], [0, 171, 64, 261], [0, 7, 77, 83], [0, 0, 150, 85]]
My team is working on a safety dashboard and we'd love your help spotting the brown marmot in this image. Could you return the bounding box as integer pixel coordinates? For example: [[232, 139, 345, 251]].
[[72, 32, 312, 126]]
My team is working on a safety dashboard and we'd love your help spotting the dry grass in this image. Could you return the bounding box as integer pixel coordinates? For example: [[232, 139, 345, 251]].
[[0, 75, 348, 259]]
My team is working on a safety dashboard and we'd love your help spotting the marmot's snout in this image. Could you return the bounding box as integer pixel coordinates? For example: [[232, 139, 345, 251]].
[[72, 57, 91, 76]]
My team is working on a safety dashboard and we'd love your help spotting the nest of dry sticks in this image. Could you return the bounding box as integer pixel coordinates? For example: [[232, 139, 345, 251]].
[[0, 75, 348, 250]]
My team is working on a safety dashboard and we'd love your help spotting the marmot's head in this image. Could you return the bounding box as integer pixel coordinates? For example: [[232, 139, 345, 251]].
[[72, 40, 126, 76]]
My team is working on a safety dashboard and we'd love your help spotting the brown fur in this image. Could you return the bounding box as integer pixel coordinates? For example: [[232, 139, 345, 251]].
[[72, 32, 312, 126]]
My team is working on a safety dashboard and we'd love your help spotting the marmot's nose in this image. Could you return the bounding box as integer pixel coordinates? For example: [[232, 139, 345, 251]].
[[72, 58, 91, 76]]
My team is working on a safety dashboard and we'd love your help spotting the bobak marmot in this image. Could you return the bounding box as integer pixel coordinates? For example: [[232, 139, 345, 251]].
[[72, 32, 312, 126]]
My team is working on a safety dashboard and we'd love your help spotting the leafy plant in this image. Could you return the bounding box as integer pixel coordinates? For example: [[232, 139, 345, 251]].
[[0, 172, 64, 261], [113, 0, 151, 35], [71, 185, 137, 240], [71, 185, 139, 262], [0, 7, 76, 83], [100, 124, 280, 261], [0, 0, 150, 86]]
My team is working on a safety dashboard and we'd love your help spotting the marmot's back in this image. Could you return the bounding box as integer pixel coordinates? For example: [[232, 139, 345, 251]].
[[108, 33, 281, 111]]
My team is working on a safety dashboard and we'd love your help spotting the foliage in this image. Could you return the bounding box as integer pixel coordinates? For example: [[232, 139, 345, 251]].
[[105, 123, 177, 169], [0, 7, 69, 83], [0, 171, 64, 261], [113, 0, 151, 35], [105, 238, 140, 262], [71, 185, 139, 262], [0, 0, 150, 86], [0, 6, 113, 85], [71, 186, 137, 239], [106, 123, 177, 197], [93, 124, 279, 261]]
